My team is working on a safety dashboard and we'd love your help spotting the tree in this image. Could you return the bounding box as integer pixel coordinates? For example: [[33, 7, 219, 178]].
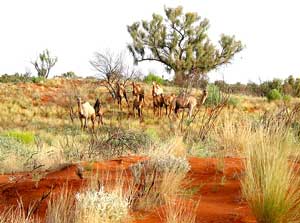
[[90, 50, 140, 99], [32, 49, 58, 78], [127, 6, 243, 85], [61, 71, 77, 79]]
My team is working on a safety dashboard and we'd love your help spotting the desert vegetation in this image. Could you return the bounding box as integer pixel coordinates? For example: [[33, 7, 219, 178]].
[[1, 4, 300, 223]]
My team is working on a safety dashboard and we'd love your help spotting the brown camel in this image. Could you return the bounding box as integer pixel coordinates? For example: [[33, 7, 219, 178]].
[[172, 90, 208, 118], [133, 96, 144, 118], [77, 97, 96, 131], [152, 82, 164, 117], [94, 98, 104, 126], [163, 93, 176, 116], [132, 81, 145, 102], [116, 82, 129, 110]]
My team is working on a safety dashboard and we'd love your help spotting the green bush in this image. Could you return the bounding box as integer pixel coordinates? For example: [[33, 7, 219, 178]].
[[61, 71, 77, 78], [0, 73, 45, 83], [144, 73, 165, 85], [3, 131, 35, 144], [266, 89, 282, 102], [283, 94, 292, 103], [205, 84, 221, 106], [227, 96, 240, 108], [0, 136, 36, 173]]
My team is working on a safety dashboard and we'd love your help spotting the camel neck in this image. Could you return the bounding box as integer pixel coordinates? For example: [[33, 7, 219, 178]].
[[77, 101, 83, 115]]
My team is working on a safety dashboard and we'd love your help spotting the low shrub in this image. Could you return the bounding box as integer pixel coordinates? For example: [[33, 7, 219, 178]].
[[3, 130, 35, 144], [266, 89, 282, 101], [227, 96, 240, 108], [129, 155, 190, 210], [205, 84, 221, 106], [75, 187, 129, 223], [0, 73, 45, 83]]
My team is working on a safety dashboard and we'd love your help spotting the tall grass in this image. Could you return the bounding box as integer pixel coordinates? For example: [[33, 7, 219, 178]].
[[162, 197, 199, 223], [242, 127, 300, 223], [46, 187, 75, 223], [0, 201, 40, 223]]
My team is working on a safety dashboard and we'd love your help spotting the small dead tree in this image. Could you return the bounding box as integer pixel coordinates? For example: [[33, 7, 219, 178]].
[[89, 50, 141, 100]]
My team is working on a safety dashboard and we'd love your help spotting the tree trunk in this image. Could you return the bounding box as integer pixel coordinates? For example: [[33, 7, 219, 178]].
[[174, 71, 184, 86]]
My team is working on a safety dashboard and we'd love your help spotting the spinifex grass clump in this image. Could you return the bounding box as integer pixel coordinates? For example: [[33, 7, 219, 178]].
[[46, 184, 130, 223], [129, 155, 191, 210], [75, 187, 129, 223], [242, 128, 300, 223], [162, 197, 199, 223]]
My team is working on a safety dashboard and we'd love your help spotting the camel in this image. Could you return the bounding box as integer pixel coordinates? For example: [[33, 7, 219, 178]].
[[133, 96, 144, 118], [77, 97, 96, 131], [163, 93, 176, 116], [132, 81, 145, 102], [172, 89, 208, 118], [152, 81, 165, 117], [94, 98, 104, 126], [116, 82, 129, 110], [152, 94, 164, 117]]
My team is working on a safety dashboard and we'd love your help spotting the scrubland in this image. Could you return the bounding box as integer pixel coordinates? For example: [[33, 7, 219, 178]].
[[1, 78, 300, 223]]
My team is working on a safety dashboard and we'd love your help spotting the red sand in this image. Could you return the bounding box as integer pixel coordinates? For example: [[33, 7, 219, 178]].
[[0, 157, 256, 223]]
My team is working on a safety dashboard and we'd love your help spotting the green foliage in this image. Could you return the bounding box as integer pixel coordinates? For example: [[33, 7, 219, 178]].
[[144, 73, 165, 85], [266, 89, 282, 102], [127, 6, 243, 85], [61, 71, 77, 78], [32, 49, 58, 78], [2, 131, 35, 144], [283, 94, 292, 103], [205, 84, 221, 106], [0, 73, 45, 83], [145, 127, 160, 141], [227, 96, 240, 108], [0, 136, 37, 173]]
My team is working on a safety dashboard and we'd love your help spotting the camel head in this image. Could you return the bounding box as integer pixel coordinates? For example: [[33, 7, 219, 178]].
[[77, 97, 82, 104], [152, 82, 163, 97]]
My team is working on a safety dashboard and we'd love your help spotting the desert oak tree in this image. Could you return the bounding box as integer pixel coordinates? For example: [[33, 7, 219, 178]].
[[127, 6, 243, 85]]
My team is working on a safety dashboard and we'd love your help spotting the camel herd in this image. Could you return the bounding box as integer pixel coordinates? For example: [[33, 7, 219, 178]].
[[76, 81, 208, 130]]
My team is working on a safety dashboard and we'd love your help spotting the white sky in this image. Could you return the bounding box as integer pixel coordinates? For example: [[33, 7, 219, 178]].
[[0, 0, 299, 84]]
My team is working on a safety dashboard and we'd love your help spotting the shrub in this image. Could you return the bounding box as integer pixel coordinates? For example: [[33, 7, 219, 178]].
[[205, 84, 221, 106], [266, 89, 282, 101], [3, 131, 35, 144], [143, 73, 165, 85], [75, 187, 129, 223], [61, 71, 77, 79], [129, 155, 190, 210], [227, 96, 240, 108], [0, 136, 43, 173], [282, 94, 292, 103], [0, 73, 45, 83]]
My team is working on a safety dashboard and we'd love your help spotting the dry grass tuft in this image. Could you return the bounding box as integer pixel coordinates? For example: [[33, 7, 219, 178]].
[[242, 127, 300, 223]]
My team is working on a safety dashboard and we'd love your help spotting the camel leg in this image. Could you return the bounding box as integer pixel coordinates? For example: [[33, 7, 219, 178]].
[[91, 116, 95, 132], [100, 115, 103, 125], [188, 107, 193, 118], [133, 104, 135, 118], [124, 93, 129, 108], [84, 118, 88, 129], [80, 118, 84, 130]]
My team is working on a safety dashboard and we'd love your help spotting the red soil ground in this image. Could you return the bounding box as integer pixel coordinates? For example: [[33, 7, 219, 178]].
[[0, 157, 256, 223]]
